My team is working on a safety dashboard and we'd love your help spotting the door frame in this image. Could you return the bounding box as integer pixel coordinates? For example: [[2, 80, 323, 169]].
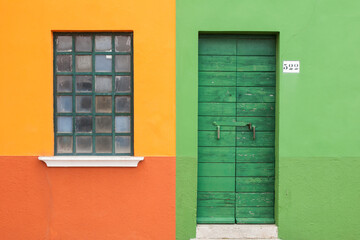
[[176, 31, 280, 238]]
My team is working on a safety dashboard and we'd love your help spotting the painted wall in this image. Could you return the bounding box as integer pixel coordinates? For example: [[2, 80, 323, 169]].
[[0, 0, 175, 156], [0, 156, 175, 240], [176, 0, 360, 240], [0, 0, 175, 239]]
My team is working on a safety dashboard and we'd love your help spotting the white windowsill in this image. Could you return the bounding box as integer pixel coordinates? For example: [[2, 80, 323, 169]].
[[38, 156, 144, 167]]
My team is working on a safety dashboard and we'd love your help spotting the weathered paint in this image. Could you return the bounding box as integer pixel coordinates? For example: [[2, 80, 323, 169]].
[[176, 0, 360, 240], [0, 0, 175, 156], [0, 156, 175, 240]]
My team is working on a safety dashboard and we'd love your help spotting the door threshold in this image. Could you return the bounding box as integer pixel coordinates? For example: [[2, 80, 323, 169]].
[[195, 224, 278, 239]]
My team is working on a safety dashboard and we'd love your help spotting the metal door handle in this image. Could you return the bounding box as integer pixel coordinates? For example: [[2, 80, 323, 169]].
[[213, 121, 255, 140]]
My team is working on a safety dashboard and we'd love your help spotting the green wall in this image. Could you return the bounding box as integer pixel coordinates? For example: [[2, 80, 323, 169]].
[[176, 0, 360, 239]]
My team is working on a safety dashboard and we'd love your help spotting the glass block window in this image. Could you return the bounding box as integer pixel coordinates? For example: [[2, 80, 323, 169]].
[[54, 33, 133, 155]]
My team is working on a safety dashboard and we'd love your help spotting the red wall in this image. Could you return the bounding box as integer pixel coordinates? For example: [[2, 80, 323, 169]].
[[0, 157, 175, 240]]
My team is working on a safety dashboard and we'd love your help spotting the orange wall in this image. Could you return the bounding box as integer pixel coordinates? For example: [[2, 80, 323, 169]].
[[0, 156, 175, 240], [0, 0, 175, 156]]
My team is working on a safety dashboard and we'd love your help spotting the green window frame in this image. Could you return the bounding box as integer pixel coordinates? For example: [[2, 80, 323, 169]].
[[53, 32, 134, 155]]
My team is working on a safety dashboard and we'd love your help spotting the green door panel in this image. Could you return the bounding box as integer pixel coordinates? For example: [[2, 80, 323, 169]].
[[199, 72, 237, 87], [236, 72, 276, 87], [198, 147, 235, 163], [199, 38, 237, 55], [198, 116, 237, 131], [236, 177, 275, 192], [199, 87, 236, 102], [236, 117, 275, 131], [237, 56, 276, 72], [236, 132, 275, 147], [198, 192, 235, 207], [236, 207, 275, 223], [236, 193, 274, 207], [236, 103, 275, 116], [237, 87, 276, 103], [199, 56, 236, 71], [198, 177, 235, 192], [236, 163, 275, 177], [197, 207, 235, 224], [236, 38, 276, 56], [198, 163, 235, 177], [198, 131, 236, 147], [236, 148, 275, 163], [199, 103, 236, 116], [197, 35, 276, 224]]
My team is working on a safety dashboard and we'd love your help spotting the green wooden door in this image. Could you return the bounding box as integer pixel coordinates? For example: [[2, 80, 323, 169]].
[[197, 35, 276, 224]]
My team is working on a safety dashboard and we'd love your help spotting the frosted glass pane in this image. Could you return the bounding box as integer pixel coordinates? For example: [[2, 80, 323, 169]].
[[57, 136, 73, 153], [95, 76, 112, 93], [96, 96, 112, 113], [115, 36, 131, 52], [57, 36, 72, 52], [57, 76, 72, 92], [56, 55, 72, 72], [95, 136, 112, 153], [57, 96, 72, 113], [115, 116, 131, 133], [76, 55, 92, 72], [75, 116, 92, 133], [76, 96, 92, 113], [76, 75, 92, 92], [76, 136, 92, 153], [115, 136, 131, 154], [57, 116, 73, 133], [115, 55, 131, 72], [115, 76, 131, 93], [95, 116, 112, 133], [95, 36, 112, 52], [95, 55, 112, 72], [75, 36, 92, 52], [115, 96, 130, 113]]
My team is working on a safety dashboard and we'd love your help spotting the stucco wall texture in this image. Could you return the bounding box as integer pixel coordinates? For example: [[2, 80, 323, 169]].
[[0, 0, 175, 239], [176, 0, 360, 240]]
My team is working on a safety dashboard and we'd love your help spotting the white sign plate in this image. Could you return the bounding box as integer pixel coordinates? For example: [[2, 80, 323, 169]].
[[283, 61, 300, 73]]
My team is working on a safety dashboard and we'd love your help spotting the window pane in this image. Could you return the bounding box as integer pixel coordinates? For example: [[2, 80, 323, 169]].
[[76, 55, 92, 72], [76, 136, 92, 153], [95, 116, 112, 133], [57, 116, 73, 133], [95, 96, 112, 113], [75, 36, 92, 52], [75, 116, 92, 133], [115, 96, 130, 113], [95, 136, 112, 153], [115, 116, 131, 133], [95, 36, 112, 52], [76, 75, 92, 92], [115, 55, 131, 72], [56, 55, 72, 72], [95, 76, 112, 93], [57, 96, 72, 113], [57, 136, 73, 153], [57, 36, 72, 52], [76, 96, 92, 113], [115, 76, 131, 93], [57, 76, 72, 92], [95, 55, 112, 72], [115, 136, 131, 154], [115, 36, 131, 52]]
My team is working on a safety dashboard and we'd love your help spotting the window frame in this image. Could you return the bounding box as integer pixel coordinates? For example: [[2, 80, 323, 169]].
[[53, 32, 134, 156]]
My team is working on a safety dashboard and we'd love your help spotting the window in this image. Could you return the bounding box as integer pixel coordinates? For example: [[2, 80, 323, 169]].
[[54, 33, 133, 155]]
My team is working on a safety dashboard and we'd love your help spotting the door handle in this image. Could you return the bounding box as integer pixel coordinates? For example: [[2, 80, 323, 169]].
[[213, 121, 255, 140]]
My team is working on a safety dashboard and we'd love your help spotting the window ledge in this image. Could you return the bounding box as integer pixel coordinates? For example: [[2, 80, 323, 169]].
[[38, 156, 144, 167]]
